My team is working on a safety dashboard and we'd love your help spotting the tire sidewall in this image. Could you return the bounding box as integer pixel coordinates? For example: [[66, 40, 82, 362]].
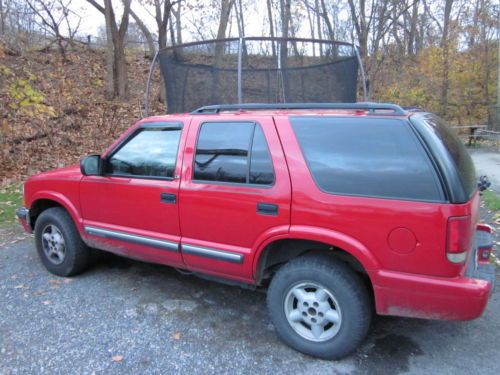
[[268, 258, 370, 359], [34, 209, 79, 276]]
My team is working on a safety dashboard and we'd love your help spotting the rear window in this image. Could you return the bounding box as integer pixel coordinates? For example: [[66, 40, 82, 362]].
[[416, 115, 476, 199], [290, 117, 443, 202]]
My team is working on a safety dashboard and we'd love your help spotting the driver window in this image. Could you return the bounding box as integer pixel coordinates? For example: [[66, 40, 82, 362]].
[[107, 128, 181, 178]]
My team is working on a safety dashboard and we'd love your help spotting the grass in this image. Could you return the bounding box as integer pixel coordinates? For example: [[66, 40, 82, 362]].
[[482, 189, 500, 212], [0, 185, 23, 227]]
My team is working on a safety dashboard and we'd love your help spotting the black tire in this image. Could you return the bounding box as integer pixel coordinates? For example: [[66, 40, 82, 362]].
[[34, 207, 91, 276], [267, 253, 372, 359]]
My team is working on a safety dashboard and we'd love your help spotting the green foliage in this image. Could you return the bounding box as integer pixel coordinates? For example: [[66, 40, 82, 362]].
[[0, 64, 57, 118], [482, 190, 500, 212], [0, 185, 23, 227]]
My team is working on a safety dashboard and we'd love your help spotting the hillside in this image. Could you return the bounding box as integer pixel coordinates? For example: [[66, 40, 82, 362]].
[[0, 45, 164, 185], [0, 43, 496, 186]]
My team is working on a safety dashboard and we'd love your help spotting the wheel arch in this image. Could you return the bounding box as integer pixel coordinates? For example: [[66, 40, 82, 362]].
[[29, 192, 82, 232], [253, 226, 380, 287]]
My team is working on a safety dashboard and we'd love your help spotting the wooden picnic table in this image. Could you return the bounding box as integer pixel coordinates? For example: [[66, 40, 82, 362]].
[[453, 125, 488, 146]]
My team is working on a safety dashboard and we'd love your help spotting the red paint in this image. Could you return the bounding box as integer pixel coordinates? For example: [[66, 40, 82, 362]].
[[18, 109, 493, 322], [387, 228, 417, 254]]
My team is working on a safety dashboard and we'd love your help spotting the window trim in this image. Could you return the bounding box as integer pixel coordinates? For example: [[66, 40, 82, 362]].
[[290, 116, 447, 204], [103, 122, 183, 181], [192, 120, 276, 188]]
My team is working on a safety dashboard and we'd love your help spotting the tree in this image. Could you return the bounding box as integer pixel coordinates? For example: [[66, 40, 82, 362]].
[[215, 0, 235, 64], [26, 0, 81, 61], [86, 0, 131, 99], [129, 10, 155, 59]]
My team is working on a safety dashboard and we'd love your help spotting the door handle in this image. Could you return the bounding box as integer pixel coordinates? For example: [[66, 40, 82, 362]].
[[160, 192, 177, 204], [257, 202, 278, 216]]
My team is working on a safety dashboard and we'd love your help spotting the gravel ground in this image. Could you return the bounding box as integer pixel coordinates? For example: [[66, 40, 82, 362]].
[[0, 219, 498, 375], [469, 148, 500, 193]]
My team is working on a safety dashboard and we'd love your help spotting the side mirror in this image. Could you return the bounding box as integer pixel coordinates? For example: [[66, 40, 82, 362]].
[[80, 154, 103, 176]]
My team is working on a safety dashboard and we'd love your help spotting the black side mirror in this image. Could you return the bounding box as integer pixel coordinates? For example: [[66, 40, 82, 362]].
[[477, 175, 491, 192], [80, 154, 103, 176]]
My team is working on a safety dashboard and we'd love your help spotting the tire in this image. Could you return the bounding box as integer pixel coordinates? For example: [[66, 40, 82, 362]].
[[267, 253, 372, 359], [34, 207, 91, 277]]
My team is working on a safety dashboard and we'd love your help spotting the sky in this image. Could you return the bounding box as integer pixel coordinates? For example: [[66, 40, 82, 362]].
[[61, 0, 354, 45]]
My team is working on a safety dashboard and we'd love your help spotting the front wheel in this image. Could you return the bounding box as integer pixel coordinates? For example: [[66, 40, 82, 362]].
[[267, 253, 372, 359], [34, 207, 91, 277]]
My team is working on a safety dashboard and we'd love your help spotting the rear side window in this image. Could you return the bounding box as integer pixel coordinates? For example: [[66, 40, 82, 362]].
[[194, 122, 275, 186], [291, 117, 443, 201], [417, 114, 476, 199]]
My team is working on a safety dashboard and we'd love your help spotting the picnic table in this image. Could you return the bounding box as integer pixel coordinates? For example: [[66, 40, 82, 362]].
[[453, 125, 488, 146]]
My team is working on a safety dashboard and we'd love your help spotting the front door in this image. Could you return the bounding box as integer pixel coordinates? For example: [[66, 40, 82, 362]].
[[80, 120, 187, 267], [179, 116, 291, 281]]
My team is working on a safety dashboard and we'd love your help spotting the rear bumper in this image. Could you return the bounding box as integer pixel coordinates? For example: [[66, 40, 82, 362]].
[[16, 207, 32, 233], [373, 231, 496, 321]]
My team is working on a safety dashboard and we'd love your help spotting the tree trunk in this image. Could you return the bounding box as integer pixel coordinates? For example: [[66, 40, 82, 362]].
[[266, 0, 276, 56], [130, 9, 155, 59], [440, 0, 454, 116], [347, 0, 368, 58], [154, 0, 174, 51], [320, 0, 334, 40], [103, 1, 115, 98], [407, 0, 418, 55], [175, 2, 182, 45], [215, 0, 235, 66], [0, 0, 5, 35], [87, 0, 131, 99]]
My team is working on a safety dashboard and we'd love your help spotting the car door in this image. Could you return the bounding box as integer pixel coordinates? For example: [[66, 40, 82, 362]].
[[179, 116, 291, 281], [80, 120, 187, 267]]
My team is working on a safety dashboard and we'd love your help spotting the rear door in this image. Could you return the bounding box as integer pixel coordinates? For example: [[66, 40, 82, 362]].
[[178, 116, 291, 281]]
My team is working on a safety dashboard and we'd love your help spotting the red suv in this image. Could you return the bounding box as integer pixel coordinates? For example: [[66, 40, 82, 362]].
[[17, 103, 495, 359]]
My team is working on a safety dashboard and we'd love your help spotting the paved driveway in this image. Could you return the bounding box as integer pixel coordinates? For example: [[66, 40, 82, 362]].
[[470, 149, 500, 193], [0, 233, 498, 375]]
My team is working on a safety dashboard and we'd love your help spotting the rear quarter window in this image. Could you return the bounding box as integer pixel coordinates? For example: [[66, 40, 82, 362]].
[[290, 116, 444, 202], [413, 114, 476, 200]]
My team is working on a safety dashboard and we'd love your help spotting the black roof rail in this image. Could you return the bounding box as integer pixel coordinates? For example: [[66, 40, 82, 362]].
[[190, 102, 407, 115]]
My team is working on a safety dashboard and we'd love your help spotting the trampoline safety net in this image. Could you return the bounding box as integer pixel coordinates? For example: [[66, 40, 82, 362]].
[[157, 37, 360, 114]]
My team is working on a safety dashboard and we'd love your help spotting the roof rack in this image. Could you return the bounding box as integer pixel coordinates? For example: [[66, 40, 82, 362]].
[[190, 103, 407, 116]]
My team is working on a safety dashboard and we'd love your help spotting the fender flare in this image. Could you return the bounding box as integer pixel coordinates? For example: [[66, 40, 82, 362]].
[[29, 191, 84, 232], [252, 225, 380, 277]]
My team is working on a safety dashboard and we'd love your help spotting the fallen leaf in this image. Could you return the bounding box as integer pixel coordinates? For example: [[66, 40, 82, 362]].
[[112, 355, 123, 362], [42, 300, 51, 305], [32, 290, 45, 296], [172, 332, 181, 340], [63, 278, 72, 284], [49, 279, 62, 285], [14, 284, 27, 289]]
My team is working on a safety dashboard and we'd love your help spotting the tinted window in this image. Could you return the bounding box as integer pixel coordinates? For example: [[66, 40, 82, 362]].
[[107, 128, 181, 178], [250, 125, 275, 185], [418, 114, 476, 198], [194, 122, 274, 185], [291, 117, 443, 201]]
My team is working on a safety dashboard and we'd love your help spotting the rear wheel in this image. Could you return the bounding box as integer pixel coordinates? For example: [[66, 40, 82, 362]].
[[34, 207, 91, 276], [267, 253, 371, 359]]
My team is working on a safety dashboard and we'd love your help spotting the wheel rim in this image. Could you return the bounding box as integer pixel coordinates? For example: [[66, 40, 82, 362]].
[[41, 224, 66, 265], [284, 282, 342, 342]]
